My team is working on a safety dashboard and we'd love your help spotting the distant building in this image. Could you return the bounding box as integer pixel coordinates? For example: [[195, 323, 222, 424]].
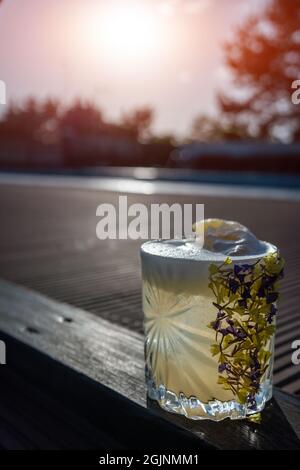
[[170, 142, 300, 173], [63, 128, 142, 167], [0, 138, 63, 168]]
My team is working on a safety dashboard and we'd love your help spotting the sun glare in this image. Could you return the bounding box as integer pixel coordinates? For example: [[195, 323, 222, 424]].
[[96, 2, 161, 61]]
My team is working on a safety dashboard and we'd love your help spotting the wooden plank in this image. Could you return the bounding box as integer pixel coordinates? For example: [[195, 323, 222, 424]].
[[274, 389, 300, 439], [0, 281, 209, 450], [0, 280, 299, 449], [0, 280, 146, 407], [1, 183, 300, 394]]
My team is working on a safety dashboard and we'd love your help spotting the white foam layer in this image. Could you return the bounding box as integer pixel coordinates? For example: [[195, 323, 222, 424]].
[[141, 238, 274, 263], [141, 220, 277, 294]]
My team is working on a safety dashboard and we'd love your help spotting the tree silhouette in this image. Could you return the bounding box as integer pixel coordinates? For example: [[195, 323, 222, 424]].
[[189, 114, 249, 143], [60, 100, 103, 136], [0, 98, 59, 142], [218, 0, 300, 142], [120, 107, 153, 141]]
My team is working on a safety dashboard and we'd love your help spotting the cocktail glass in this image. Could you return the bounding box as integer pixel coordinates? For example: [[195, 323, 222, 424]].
[[141, 234, 284, 420]]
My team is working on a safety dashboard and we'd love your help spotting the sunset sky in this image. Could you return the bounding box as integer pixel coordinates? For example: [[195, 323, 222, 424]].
[[0, 0, 266, 136]]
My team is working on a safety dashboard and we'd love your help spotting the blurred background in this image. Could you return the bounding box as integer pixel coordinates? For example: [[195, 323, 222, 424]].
[[0, 0, 299, 184]]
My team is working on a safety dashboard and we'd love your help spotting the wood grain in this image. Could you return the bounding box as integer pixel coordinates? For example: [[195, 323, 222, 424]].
[[0, 183, 299, 394], [0, 280, 299, 449]]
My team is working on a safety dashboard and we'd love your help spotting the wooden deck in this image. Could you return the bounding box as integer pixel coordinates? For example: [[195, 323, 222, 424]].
[[0, 280, 299, 449], [0, 181, 299, 394]]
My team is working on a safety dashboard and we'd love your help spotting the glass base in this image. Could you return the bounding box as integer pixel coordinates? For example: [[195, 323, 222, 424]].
[[146, 376, 273, 421]]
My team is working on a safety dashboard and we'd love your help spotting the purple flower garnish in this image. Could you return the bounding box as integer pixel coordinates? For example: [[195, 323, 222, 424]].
[[234, 265, 245, 280], [238, 299, 248, 308], [211, 320, 220, 330], [234, 264, 252, 281], [257, 285, 265, 298], [229, 278, 239, 294], [267, 304, 277, 324], [251, 371, 261, 381], [242, 288, 251, 299], [220, 328, 230, 336], [226, 325, 236, 335], [218, 363, 227, 373], [266, 292, 278, 304], [242, 264, 251, 269], [262, 275, 276, 288], [208, 253, 284, 409], [236, 330, 247, 340]]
